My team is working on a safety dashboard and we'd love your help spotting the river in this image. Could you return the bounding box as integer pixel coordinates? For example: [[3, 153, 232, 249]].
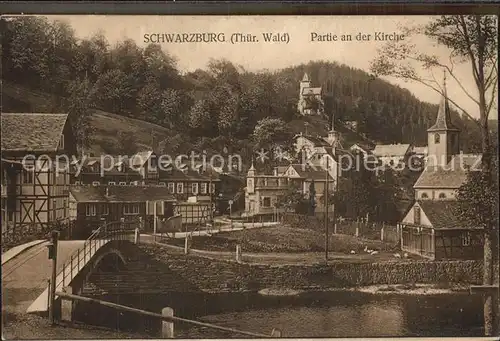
[[74, 290, 485, 338]]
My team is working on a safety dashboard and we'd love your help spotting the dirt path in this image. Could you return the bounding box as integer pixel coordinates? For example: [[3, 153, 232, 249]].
[[2, 241, 84, 314]]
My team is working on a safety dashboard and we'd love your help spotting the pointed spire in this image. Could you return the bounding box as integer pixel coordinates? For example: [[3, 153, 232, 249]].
[[249, 157, 255, 171], [427, 69, 459, 132], [302, 72, 310, 82], [329, 113, 335, 132]]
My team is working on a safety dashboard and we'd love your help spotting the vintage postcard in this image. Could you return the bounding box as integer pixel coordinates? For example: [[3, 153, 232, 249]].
[[1, 12, 498, 340]]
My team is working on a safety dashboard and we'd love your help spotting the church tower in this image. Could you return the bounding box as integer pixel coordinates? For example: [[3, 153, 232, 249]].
[[298, 73, 311, 115], [326, 117, 340, 148], [427, 71, 460, 168], [246, 161, 256, 194], [300, 72, 311, 95]]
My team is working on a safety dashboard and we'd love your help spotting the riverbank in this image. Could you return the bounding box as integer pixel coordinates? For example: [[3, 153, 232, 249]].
[[140, 244, 484, 293], [257, 283, 471, 297]]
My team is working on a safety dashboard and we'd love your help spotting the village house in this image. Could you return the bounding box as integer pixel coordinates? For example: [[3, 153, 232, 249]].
[[68, 185, 176, 237], [72, 150, 158, 186], [400, 73, 483, 260], [158, 163, 220, 201], [372, 143, 413, 169], [244, 162, 336, 217], [298, 73, 323, 116], [1, 113, 76, 232]]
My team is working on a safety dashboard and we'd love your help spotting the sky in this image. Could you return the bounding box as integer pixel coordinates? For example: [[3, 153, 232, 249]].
[[45, 15, 498, 120]]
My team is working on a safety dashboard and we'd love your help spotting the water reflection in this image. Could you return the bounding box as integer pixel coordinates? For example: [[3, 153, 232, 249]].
[[75, 290, 484, 338]]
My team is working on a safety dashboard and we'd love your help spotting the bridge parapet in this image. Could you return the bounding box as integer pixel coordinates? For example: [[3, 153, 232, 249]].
[[27, 218, 139, 315]]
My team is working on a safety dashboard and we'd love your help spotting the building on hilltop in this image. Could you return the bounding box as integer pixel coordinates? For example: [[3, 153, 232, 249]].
[[298, 72, 323, 116]]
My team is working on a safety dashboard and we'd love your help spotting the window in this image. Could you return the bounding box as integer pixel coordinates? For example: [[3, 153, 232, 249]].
[[59, 134, 65, 149], [176, 183, 184, 194], [108, 181, 116, 185], [414, 206, 421, 225], [124, 203, 139, 215], [119, 182, 127, 186], [462, 231, 471, 246], [22, 169, 34, 184], [434, 133, 440, 144], [86, 204, 97, 216], [168, 182, 175, 193], [130, 181, 137, 186], [438, 193, 447, 199], [159, 182, 166, 187], [102, 205, 110, 216], [192, 183, 199, 195], [421, 192, 429, 199], [210, 183, 215, 193], [74, 181, 81, 185], [92, 181, 100, 186], [200, 183, 207, 194], [263, 197, 271, 208]]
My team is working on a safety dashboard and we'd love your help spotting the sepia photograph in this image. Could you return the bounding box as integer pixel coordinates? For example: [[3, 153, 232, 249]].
[[1, 11, 499, 340]]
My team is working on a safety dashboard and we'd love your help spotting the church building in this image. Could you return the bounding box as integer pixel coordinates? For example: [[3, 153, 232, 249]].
[[400, 72, 483, 260], [298, 73, 323, 116]]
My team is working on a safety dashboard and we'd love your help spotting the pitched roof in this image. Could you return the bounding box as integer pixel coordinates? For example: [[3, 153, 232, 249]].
[[159, 163, 221, 181], [301, 73, 310, 82], [417, 200, 477, 229], [373, 144, 411, 157], [288, 164, 334, 181], [302, 87, 322, 95], [296, 134, 331, 147], [414, 154, 482, 189], [413, 147, 428, 155], [1, 113, 68, 152], [427, 73, 460, 132], [70, 185, 176, 203], [130, 150, 154, 167], [350, 142, 375, 153]]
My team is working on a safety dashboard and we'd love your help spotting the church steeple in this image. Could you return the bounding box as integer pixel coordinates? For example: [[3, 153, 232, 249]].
[[426, 70, 460, 168], [428, 70, 459, 133], [302, 72, 310, 82]]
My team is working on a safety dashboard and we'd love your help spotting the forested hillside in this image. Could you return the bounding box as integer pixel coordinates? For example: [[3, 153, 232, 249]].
[[1, 16, 484, 157]]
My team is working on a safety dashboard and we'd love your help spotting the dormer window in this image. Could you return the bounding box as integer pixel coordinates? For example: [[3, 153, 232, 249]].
[[434, 133, 440, 144]]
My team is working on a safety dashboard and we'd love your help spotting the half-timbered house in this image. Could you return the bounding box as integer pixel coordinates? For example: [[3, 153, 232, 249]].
[[1, 113, 76, 231]]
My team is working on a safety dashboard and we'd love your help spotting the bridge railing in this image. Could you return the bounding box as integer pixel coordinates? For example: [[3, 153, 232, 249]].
[[54, 219, 138, 291]]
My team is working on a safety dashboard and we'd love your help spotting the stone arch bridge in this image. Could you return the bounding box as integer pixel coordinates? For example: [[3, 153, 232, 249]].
[[2, 219, 142, 317]]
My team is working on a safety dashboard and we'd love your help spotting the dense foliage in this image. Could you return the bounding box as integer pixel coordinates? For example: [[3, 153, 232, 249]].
[[1, 16, 484, 157]]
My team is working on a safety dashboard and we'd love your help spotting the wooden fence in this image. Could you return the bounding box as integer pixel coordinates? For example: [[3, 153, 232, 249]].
[[283, 214, 401, 245]]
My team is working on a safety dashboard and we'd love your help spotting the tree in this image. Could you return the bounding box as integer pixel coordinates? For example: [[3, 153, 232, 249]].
[[64, 78, 97, 156], [116, 131, 138, 155], [252, 117, 293, 152], [277, 182, 308, 214], [94, 69, 133, 113], [371, 15, 498, 335]]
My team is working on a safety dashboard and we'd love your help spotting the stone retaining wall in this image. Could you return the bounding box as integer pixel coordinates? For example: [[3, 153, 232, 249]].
[[140, 245, 488, 292]]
